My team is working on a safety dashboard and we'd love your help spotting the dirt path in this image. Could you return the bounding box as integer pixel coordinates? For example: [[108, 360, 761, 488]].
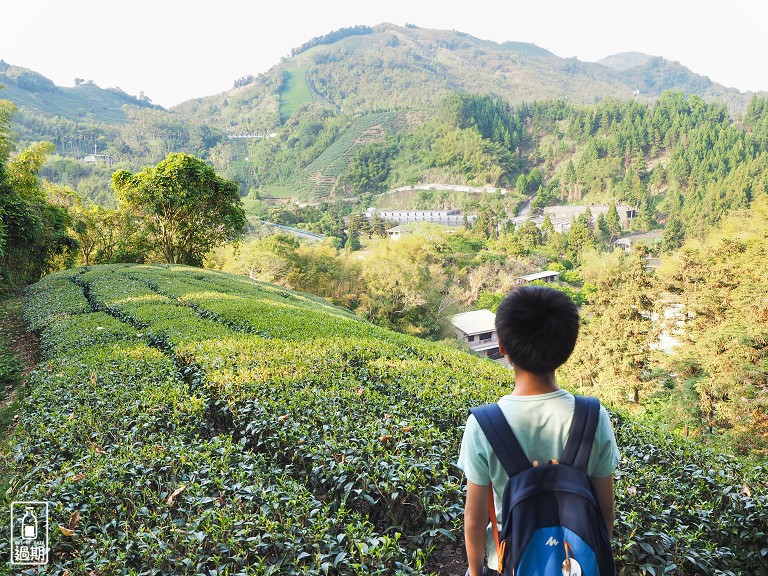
[[0, 296, 39, 434], [429, 545, 467, 575]]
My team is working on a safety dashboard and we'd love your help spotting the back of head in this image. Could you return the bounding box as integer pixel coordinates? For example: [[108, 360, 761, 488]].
[[495, 285, 579, 373]]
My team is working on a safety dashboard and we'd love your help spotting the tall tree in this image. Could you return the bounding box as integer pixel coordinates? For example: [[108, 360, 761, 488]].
[[661, 212, 684, 252], [0, 105, 74, 291], [564, 249, 656, 405], [658, 201, 768, 452], [606, 202, 622, 239], [112, 152, 245, 266]]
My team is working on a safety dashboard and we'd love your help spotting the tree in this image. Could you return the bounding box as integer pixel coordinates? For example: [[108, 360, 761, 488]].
[[561, 160, 578, 200], [344, 213, 364, 251], [661, 212, 684, 252], [657, 201, 768, 452], [514, 219, 543, 252], [540, 214, 555, 242], [606, 202, 622, 239], [566, 216, 595, 262], [527, 167, 543, 192], [0, 122, 75, 291], [370, 212, 388, 238], [218, 234, 299, 284], [596, 213, 611, 248], [340, 143, 392, 194], [112, 152, 245, 266], [516, 173, 528, 195], [66, 197, 140, 265], [563, 249, 657, 405], [472, 207, 498, 240], [357, 236, 437, 333]]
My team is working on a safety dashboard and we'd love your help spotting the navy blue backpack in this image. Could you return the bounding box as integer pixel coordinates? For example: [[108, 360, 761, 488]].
[[470, 395, 615, 576]]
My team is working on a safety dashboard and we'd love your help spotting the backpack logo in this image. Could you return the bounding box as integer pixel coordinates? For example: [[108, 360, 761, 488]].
[[545, 536, 560, 546]]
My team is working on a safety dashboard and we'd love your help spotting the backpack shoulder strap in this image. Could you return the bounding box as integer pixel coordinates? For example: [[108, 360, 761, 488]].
[[469, 403, 532, 476], [560, 395, 601, 470]]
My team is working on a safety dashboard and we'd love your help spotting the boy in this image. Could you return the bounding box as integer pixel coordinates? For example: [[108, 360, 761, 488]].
[[457, 285, 620, 576]]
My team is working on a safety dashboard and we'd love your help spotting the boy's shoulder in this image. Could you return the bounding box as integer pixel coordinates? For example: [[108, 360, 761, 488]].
[[496, 388, 574, 407]]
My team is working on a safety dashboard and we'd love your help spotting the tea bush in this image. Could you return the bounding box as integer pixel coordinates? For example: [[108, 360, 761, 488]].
[[1, 264, 765, 575]]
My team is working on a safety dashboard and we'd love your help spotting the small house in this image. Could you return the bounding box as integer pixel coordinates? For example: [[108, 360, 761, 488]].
[[515, 270, 560, 285], [613, 230, 663, 253], [450, 309, 504, 361], [386, 225, 408, 240]]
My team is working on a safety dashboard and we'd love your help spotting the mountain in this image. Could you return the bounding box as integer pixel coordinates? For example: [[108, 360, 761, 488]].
[[1, 24, 765, 204], [172, 23, 753, 129], [3, 24, 758, 132], [596, 51, 722, 97], [0, 60, 159, 125]]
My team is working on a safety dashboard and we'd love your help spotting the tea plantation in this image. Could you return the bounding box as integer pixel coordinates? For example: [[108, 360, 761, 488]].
[[1, 264, 766, 575]]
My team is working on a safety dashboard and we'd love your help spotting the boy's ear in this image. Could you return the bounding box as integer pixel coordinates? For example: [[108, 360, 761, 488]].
[[498, 340, 507, 357]]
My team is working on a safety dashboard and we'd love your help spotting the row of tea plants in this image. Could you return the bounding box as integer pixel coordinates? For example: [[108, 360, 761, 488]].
[[1, 264, 766, 574]]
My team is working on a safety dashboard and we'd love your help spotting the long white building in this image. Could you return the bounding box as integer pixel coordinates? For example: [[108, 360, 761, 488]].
[[366, 208, 476, 227]]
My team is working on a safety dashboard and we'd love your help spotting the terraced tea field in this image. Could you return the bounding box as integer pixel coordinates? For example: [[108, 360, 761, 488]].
[[1, 264, 765, 574]]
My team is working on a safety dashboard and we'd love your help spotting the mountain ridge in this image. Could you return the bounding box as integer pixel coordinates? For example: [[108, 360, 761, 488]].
[[160, 22, 761, 143], [2, 24, 767, 206], [3, 23, 761, 129], [0, 60, 159, 124]]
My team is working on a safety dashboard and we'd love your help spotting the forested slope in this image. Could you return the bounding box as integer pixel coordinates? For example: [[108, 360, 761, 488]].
[[5, 22, 765, 205]]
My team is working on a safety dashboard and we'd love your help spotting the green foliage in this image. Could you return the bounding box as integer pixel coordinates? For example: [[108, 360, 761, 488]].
[[233, 74, 254, 89], [291, 25, 374, 57], [4, 28, 766, 228], [656, 200, 768, 454], [564, 249, 657, 405], [261, 110, 399, 200], [611, 410, 768, 575], [1, 65, 158, 130], [1, 264, 765, 574], [0, 112, 76, 292], [339, 142, 394, 194], [0, 340, 20, 388], [1, 264, 512, 573], [475, 291, 504, 312], [661, 212, 684, 252], [2, 65, 57, 93], [112, 152, 246, 265], [279, 64, 314, 122]]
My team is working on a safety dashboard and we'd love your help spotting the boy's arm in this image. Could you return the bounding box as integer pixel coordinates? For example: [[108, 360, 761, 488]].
[[465, 480, 489, 576], [591, 474, 615, 538]]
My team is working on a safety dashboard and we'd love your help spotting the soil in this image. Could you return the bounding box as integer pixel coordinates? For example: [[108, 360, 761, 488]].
[[428, 545, 467, 576], [0, 296, 40, 431]]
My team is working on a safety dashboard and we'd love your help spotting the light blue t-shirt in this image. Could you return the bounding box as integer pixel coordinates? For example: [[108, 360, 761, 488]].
[[457, 389, 620, 568]]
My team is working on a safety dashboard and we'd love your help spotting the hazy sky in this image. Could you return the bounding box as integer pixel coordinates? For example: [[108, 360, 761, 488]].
[[2, 1, 765, 108]]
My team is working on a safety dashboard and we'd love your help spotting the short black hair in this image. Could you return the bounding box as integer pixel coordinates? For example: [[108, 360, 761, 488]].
[[495, 285, 579, 373]]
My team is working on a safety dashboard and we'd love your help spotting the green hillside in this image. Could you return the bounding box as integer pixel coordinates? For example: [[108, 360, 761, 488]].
[[1, 265, 766, 574], [288, 111, 402, 200], [3, 23, 766, 207], [279, 63, 315, 122], [0, 63, 159, 126], [176, 23, 753, 125]]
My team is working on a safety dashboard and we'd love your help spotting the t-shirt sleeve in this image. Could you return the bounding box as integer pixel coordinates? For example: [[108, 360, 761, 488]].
[[457, 414, 492, 485], [588, 405, 621, 478]]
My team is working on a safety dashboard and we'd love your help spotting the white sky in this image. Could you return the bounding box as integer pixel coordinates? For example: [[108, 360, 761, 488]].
[[1, 0, 765, 109]]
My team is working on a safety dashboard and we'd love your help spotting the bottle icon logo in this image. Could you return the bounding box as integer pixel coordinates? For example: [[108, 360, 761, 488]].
[[21, 507, 38, 540], [10, 501, 49, 565]]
